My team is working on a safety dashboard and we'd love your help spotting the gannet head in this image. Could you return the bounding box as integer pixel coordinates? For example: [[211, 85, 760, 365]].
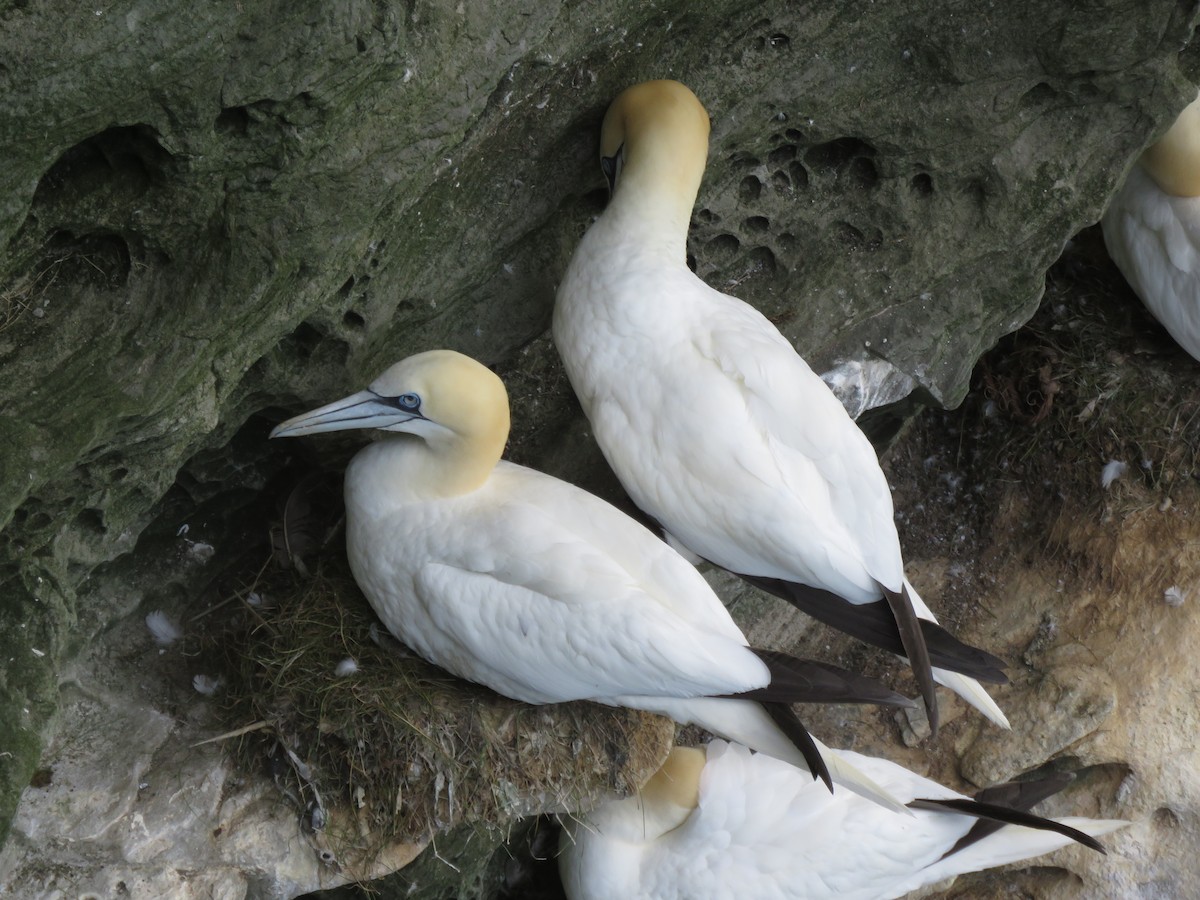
[[584, 746, 706, 841], [599, 80, 711, 231], [270, 350, 510, 475], [1141, 93, 1200, 197], [641, 744, 705, 819]]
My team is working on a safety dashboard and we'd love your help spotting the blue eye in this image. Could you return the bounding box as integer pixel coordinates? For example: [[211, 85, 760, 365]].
[[397, 393, 420, 411]]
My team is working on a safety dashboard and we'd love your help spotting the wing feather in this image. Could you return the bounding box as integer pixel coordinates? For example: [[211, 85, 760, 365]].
[[573, 264, 906, 601], [691, 287, 905, 591], [361, 462, 769, 705], [1103, 165, 1200, 359]]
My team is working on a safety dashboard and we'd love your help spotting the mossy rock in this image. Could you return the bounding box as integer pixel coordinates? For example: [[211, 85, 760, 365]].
[[1, 0, 1198, 867]]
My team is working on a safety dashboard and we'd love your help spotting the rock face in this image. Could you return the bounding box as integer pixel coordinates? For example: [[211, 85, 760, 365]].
[[1, 0, 1198, 895]]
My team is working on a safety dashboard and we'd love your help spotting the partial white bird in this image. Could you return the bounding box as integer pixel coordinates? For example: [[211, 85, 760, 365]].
[[1102, 91, 1200, 361], [559, 739, 1125, 900], [553, 79, 1009, 734], [270, 350, 916, 808]]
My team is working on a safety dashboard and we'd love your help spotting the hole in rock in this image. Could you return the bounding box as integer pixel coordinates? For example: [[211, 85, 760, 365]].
[[43, 230, 132, 289], [214, 106, 251, 136], [37, 124, 176, 199], [748, 246, 777, 274], [806, 137, 877, 173], [705, 234, 741, 258], [788, 161, 810, 190], [768, 145, 797, 166], [739, 175, 763, 203]]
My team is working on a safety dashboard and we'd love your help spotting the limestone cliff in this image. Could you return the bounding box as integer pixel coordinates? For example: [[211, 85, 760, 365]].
[[0, 1, 1197, 896]]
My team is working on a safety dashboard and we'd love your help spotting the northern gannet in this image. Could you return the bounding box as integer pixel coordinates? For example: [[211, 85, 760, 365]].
[[270, 350, 916, 808], [1102, 91, 1200, 361], [559, 739, 1125, 900], [553, 79, 1009, 734]]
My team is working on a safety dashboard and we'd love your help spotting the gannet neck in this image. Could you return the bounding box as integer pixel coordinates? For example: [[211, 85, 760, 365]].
[[1141, 93, 1200, 197], [349, 426, 499, 507], [590, 746, 705, 842], [600, 80, 711, 258]]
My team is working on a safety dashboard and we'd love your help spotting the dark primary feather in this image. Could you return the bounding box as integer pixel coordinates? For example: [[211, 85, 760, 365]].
[[727, 649, 916, 709], [910, 783, 1108, 856], [762, 702, 831, 793], [883, 584, 939, 735], [739, 574, 1009, 683], [974, 773, 1076, 810], [715, 651, 910, 796], [938, 773, 1082, 858]]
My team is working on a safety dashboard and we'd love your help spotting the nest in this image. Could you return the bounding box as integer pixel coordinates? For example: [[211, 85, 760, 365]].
[[200, 491, 672, 884], [967, 228, 1200, 504], [890, 225, 1200, 607]]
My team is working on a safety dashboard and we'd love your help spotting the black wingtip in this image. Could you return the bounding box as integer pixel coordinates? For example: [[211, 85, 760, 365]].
[[730, 649, 916, 709], [739, 574, 1009, 683], [937, 772, 1087, 858], [762, 702, 833, 793], [883, 585, 939, 736], [910, 795, 1108, 857]]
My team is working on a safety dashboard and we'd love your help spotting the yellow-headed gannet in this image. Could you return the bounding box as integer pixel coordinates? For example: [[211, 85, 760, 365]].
[[553, 80, 1009, 734], [559, 739, 1125, 900], [270, 350, 917, 808], [1103, 92, 1200, 361]]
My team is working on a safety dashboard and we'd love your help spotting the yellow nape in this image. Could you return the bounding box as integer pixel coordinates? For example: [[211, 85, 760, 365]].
[[370, 349, 510, 490], [1141, 94, 1200, 197], [601, 80, 711, 159], [600, 80, 711, 223], [641, 746, 706, 813]]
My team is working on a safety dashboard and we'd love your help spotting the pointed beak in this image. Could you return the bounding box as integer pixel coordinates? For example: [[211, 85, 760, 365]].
[[600, 144, 624, 194], [270, 390, 420, 439]]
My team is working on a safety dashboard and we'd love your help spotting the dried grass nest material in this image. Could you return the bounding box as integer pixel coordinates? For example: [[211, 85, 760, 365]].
[[205, 555, 673, 869], [954, 234, 1200, 511]]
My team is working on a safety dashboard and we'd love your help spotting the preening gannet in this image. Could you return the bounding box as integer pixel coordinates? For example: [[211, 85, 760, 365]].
[[558, 739, 1125, 900], [270, 350, 917, 808], [1102, 91, 1200, 361], [553, 79, 1009, 734]]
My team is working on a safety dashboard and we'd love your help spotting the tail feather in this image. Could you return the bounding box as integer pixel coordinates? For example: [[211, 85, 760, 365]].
[[933, 668, 1010, 728], [808, 733, 913, 816], [914, 815, 1128, 891]]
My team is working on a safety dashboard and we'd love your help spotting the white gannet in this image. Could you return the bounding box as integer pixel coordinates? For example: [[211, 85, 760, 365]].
[[1102, 91, 1200, 361], [270, 349, 918, 808], [559, 739, 1126, 900], [553, 79, 1009, 734]]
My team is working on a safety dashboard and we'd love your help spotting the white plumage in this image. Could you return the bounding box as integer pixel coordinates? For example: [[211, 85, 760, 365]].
[[270, 349, 912, 809], [554, 79, 1006, 730], [1103, 93, 1200, 361], [559, 739, 1126, 900]]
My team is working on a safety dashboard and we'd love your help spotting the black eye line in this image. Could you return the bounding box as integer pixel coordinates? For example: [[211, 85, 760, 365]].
[[369, 389, 423, 414]]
